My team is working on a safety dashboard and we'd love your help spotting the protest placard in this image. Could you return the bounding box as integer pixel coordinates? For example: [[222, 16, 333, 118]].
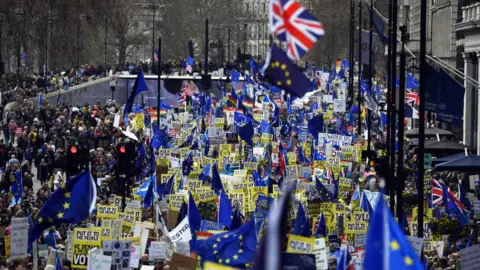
[[314, 238, 328, 270], [129, 245, 141, 268], [286, 235, 315, 254], [87, 248, 112, 270], [149, 242, 166, 260], [460, 245, 480, 270], [72, 228, 103, 269], [170, 252, 197, 270], [168, 217, 192, 242], [10, 217, 28, 259], [103, 240, 132, 270]]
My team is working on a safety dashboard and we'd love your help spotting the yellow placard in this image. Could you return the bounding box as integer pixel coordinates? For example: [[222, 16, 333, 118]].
[[287, 152, 297, 165], [261, 133, 273, 143], [134, 113, 145, 130], [72, 228, 102, 269], [286, 235, 315, 254], [96, 205, 119, 220], [230, 191, 246, 215], [233, 170, 247, 178], [243, 162, 258, 171], [248, 186, 268, 211], [203, 261, 241, 270]]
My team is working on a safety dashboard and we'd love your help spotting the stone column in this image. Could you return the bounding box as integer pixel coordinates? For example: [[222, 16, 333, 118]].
[[463, 52, 474, 147]]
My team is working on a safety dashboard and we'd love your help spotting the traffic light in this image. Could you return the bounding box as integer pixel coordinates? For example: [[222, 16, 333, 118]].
[[116, 141, 135, 176], [66, 144, 83, 178]]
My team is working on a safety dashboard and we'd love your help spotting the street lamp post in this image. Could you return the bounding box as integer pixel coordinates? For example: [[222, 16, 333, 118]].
[[243, 23, 247, 71]]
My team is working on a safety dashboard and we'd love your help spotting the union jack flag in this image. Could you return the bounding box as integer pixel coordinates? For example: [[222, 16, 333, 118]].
[[405, 89, 419, 105], [177, 90, 186, 103], [431, 178, 444, 206], [432, 178, 467, 214], [269, 0, 325, 61]]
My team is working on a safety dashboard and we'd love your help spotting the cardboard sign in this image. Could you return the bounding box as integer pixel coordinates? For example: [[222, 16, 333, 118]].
[[170, 252, 197, 270], [97, 205, 119, 220], [72, 228, 103, 269]]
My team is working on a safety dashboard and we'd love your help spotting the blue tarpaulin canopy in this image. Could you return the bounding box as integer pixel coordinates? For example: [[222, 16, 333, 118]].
[[433, 153, 477, 165], [435, 154, 480, 171]]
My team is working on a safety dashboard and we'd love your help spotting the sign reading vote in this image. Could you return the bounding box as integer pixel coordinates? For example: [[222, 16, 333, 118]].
[[286, 235, 315, 254]]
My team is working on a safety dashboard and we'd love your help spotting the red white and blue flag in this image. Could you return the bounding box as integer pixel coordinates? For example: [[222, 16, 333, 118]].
[[431, 178, 444, 206], [405, 89, 419, 106], [154, 47, 159, 62], [186, 56, 194, 74], [269, 0, 325, 61]]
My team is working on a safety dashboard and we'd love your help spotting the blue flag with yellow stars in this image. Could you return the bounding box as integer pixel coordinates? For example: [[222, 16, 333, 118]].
[[124, 70, 149, 116], [188, 192, 202, 251], [264, 44, 311, 98], [218, 191, 233, 229], [293, 203, 310, 237], [29, 170, 96, 242], [364, 193, 424, 270], [315, 176, 335, 202], [211, 163, 225, 195], [196, 220, 258, 268]]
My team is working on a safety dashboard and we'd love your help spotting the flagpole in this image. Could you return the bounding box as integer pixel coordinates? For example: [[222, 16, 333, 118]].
[[357, 0, 362, 136], [349, 0, 355, 107], [387, 0, 395, 213], [367, 0, 374, 151], [157, 37, 161, 127], [390, 0, 398, 217], [396, 25, 407, 223], [418, 0, 427, 238]]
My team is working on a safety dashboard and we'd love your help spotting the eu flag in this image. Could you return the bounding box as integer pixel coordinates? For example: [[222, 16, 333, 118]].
[[211, 163, 225, 195], [30, 170, 96, 242], [124, 70, 149, 116], [188, 192, 202, 251], [293, 203, 310, 237], [197, 221, 257, 267], [264, 44, 312, 98], [315, 176, 335, 202], [218, 191, 233, 229], [234, 112, 254, 145], [314, 213, 327, 237], [364, 194, 424, 270]]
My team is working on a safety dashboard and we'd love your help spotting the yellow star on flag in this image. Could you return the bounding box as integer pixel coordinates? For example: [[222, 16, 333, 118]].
[[404, 256, 413, 265], [390, 240, 400, 251], [63, 202, 70, 209], [65, 192, 71, 198], [233, 255, 238, 260], [225, 258, 231, 264], [38, 217, 43, 223], [57, 212, 64, 219]]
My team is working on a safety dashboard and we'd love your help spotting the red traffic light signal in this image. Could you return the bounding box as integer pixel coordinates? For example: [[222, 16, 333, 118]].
[[70, 146, 77, 154]]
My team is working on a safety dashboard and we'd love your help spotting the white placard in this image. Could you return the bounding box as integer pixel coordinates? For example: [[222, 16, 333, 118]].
[[140, 228, 150, 256], [88, 248, 112, 270], [318, 133, 353, 145], [140, 266, 155, 270], [314, 238, 328, 270], [175, 241, 190, 256], [333, 99, 346, 112], [149, 242, 166, 260], [168, 217, 192, 243], [10, 218, 29, 259], [461, 245, 480, 270], [129, 245, 141, 268], [322, 95, 333, 104], [126, 200, 142, 209], [66, 231, 73, 261], [434, 241, 444, 257], [406, 236, 424, 258], [113, 115, 120, 128]]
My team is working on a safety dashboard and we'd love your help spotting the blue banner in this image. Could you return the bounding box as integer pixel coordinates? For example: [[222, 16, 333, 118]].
[[425, 63, 464, 127]]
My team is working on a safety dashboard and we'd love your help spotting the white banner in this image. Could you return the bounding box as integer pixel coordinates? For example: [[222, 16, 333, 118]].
[[168, 217, 192, 243], [333, 99, 346, 112], [10, 218, 29, 259], [318, 133, 353, 145]]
